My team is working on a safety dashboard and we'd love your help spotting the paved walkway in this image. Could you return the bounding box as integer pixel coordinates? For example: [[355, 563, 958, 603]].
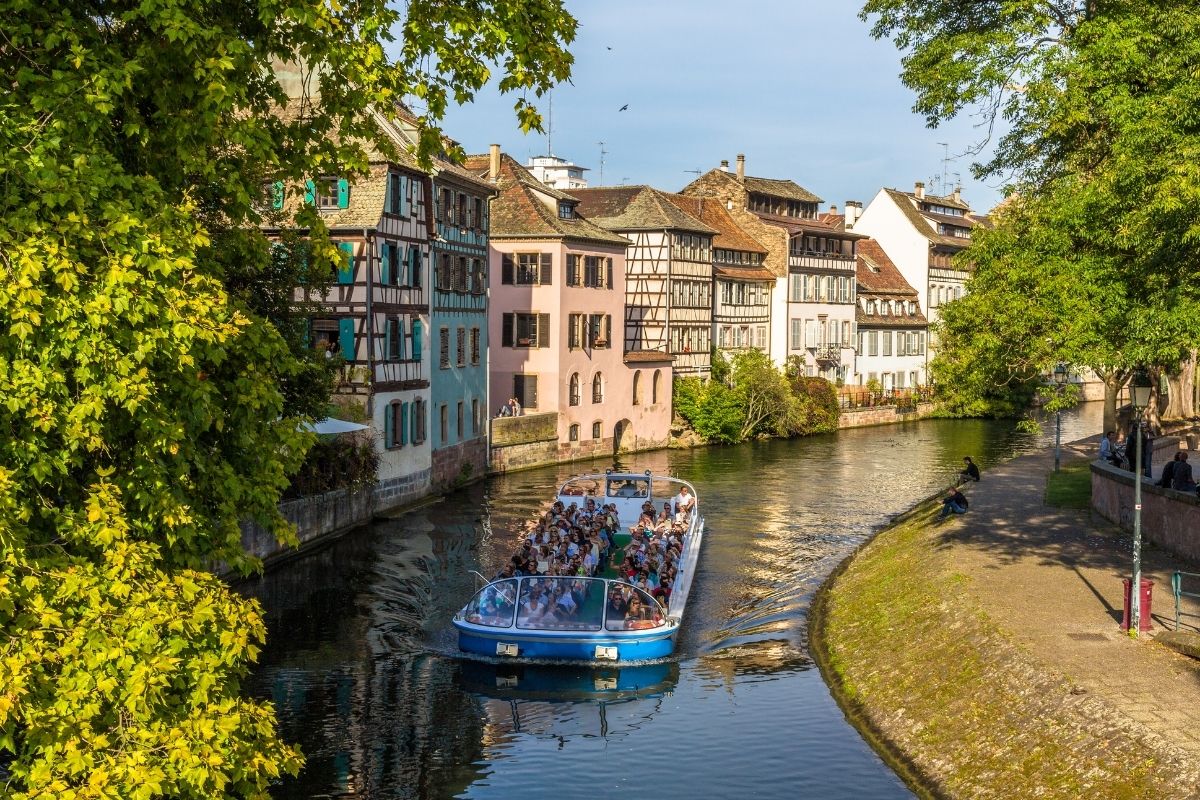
[[943, 437, 1200, 765]]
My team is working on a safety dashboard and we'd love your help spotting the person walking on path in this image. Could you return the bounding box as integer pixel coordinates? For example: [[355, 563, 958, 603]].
[[960, 456, 981, 483]]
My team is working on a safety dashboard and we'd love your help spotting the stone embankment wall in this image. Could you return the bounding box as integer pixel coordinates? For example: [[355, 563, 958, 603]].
[[487, 411, 667, 473], [837, 402, 936, 429], [1091, 450, 1200, 564], [238, 486, 377, 570]]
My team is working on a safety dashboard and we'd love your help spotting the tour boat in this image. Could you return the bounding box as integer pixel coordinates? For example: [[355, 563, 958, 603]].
[[453, 470, 704, 662]]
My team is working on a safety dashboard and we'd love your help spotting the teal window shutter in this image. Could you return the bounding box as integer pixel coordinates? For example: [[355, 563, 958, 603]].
[[338, 318, 355, 361], [400, 402, 409, 446], [399, 175, 408, 216], [302, 318, 311, 348], [384, 176, 393, 216], [384, 318, 392, 362], [337, 242, 354, 284], [380, 242, 391, 284], [337, 178, 350, 208], [384, 404, 394, 448], [412, 319, 423, 361], [397, 317, 406, 360], [304, 180, 316, 205], [410, 401, 419, 444], [271, 181, 285, 210]]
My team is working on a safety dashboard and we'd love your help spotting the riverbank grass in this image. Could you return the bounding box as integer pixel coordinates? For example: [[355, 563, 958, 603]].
[[1045, 461, 1092, 509], [813, 502, 1171, 799]]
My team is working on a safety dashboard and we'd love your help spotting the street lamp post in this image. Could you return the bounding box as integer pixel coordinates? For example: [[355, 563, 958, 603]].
[[1129, 369, 1153, 637], [1052, 363, 1068, 472]]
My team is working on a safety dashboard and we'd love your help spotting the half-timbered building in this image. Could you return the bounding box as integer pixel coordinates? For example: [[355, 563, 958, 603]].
[[571, 187, 717, 378], [853, 240, 929, 389], [682, 155, 863, 380], [428, 142, 495, 489], [266, 106, 434, 509], [464, 149, 673, 457], [847, 182, 988, 368], [663, 195, 772, 357]]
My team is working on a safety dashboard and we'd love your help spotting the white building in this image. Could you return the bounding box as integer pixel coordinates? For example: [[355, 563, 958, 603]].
[[853, 240, 929, 389], [526, 154, 590, 191], [848, 182, 988, 367]]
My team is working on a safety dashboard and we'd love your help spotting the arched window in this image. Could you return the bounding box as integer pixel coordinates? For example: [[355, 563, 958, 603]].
[[592, 421, 602, 439], [568, 423, 580, 442], [569, 373, 581, 406], [592, 373, 604, 403], [652, 370, 661, 404], [632, 370, 642, 405]]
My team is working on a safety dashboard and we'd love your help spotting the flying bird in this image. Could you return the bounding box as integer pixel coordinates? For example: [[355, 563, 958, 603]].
[[618, 104, 629, 112], [606, 46, 612, 50]]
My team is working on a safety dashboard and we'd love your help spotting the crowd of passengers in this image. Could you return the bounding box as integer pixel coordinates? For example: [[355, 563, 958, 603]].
[[489, 485, 697, 625]]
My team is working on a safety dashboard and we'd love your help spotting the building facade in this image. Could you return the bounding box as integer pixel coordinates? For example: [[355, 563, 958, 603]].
[[269, 108, 435, 508], [465, 149, 673, 458], [852, 240, 929, 388], [429, 161, 495, 489], [526, 154, 590, 190], [572, 186, 717, 378], [847, 182, 986, 366]]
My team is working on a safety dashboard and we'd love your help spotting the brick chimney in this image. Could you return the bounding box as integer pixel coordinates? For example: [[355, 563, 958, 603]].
[[736, 153, 745, 182], [914, 181, 925, 200], [952, 185, 962, 204], [489, 144, 501, 181]]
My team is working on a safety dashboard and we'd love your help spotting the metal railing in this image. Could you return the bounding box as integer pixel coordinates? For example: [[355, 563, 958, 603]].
[[1172, 571, 1200, 631], [838, 386, 935, 411]]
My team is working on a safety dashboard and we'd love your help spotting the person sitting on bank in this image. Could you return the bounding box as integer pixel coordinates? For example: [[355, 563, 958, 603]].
[[939, 487, 969, 519], [1099, 431, 1120, 465], [1159, 451, 1182, 488], [1172, 452, 1197, 492], [960, 456, 980, 483]]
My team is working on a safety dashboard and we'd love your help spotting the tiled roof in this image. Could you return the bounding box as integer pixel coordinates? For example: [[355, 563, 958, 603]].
[[753, 210, 868, 240], [571, 187, 717, 235], [714, 264, 776, 281], [623, 349, 675, 363], [743, 175, 823, 204], [460, 153, 630, 246], [883, 188, 978, 248], [661, 194, 767, 254], [856, 240, 919, 295]]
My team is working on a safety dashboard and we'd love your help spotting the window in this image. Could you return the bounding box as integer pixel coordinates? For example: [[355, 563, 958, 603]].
[[592, 421, 602, 440], [457, 401, 464, 440], [857, 331, 865, 354], [471, 259, 485, 294], [558, 201, 574, 219], [502, 252, 552, 285], [592, 373, 604, 404], [412, 397, 427, 444], [513, 374, 538, 410], [472, 399, 480, 435], [456, 327, 466, 366], [455, 257, 468, 292], [588, 314, 612, 348], [569, 373, 581, 406], [437, 253, 451, 290], [470, 327, 480, 364], [474, 198, 485, 230], [386, 317, 401, 361], [568, 313, 585, 349], [842, 320, 851, 344], [756, 326, 767, 349], [439, 403, 449, 443], [866, 300, 877, 315], [457, 193, 467, 227], [569, 423, 580, 442], [897, 333, 908, 356], [632, 370, 642, 405], [308, 177, 348, 209], [439, 327, 450, 368], [386, 173, 402, 215], [502, 312, 550, 348], [789, 274, 803, 302], [882, 331, 892, 356], [385, 401, 402, 449], [652, 370, 661, 404], [868, 331, 879, 357]]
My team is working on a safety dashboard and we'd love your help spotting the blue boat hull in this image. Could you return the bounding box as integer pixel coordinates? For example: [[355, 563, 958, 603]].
[[455, 625, 677, 661]]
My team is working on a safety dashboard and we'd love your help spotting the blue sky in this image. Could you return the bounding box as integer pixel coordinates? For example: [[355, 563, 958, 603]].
[[432, 0, 1005, 212]]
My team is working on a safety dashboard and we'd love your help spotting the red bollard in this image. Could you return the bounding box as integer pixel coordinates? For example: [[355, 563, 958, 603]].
[[1122, 578, 1154, 633]]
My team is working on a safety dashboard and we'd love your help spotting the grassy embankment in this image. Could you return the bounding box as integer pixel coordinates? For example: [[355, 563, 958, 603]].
[[810, 500, 1172, 800], [1045, 461, 1092, 508]]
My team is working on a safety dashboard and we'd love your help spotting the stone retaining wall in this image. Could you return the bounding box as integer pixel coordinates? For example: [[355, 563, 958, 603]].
[[838, 402, 936, 429], [1091, 456, 1200, 564], [238, 485, 377, 567]]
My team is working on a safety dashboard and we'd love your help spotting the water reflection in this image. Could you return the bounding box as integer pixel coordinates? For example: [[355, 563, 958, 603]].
[[242, 404, 1102, 799]]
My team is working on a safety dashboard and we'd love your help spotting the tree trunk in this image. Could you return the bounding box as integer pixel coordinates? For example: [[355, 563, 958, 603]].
[[1101, 372, 1125, 436], [1163, 350, 1197, 420]]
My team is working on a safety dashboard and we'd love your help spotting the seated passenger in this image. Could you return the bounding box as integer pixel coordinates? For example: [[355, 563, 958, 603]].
[[674, 485, 695, 515]]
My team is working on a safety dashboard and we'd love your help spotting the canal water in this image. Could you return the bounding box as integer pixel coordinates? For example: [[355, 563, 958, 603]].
[[242, 405, 1102, 799]]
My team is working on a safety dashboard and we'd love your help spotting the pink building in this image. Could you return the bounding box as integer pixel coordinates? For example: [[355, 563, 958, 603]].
[[463, 149, 673, 459]]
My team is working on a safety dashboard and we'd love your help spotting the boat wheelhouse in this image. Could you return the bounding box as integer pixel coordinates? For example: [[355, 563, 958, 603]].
[[453, 471, 704, 662]]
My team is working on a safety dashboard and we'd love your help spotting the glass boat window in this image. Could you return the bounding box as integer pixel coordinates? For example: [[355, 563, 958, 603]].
[[462, 579, 518, 628], [605, 584, 666, 631], [515, 577, 604, 631], [607, 478, 649, 498]]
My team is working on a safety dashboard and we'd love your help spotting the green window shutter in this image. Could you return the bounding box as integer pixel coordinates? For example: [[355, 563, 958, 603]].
[[384, 404, 394, 448], [380, 242, 391, 284], [337, 178, 350, 208], [399, 175, 408, 216], [397, 317, 407, 360], [271, 181, 285, 210], [412, 319, 423, 361], [384, 317, 392, 361], [337, 242, 354, 284], [384, 176, 393, 215], [400, 402, 409, 446], [338, 318, 355, 361], [304, 180, 316, 205]]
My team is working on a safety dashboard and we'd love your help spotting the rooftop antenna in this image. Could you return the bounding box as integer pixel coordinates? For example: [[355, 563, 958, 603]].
[[597, 141, 607, 186], [546, 92, 553, 156], [937, 142, 950, 195], [684, 168, 702, 177]]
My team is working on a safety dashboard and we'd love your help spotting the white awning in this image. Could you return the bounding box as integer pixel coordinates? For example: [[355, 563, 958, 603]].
[[301, 417, 369, 435]]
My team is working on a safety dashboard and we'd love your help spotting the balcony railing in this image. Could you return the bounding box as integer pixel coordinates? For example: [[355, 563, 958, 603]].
[[838, 386, 934, 411], [813, 344, 842, 364]]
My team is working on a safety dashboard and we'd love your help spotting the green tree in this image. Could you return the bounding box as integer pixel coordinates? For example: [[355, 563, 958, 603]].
[[729, 349, 799, 440], [864, 1, 1200, 428], [0, 0, 576, 796]]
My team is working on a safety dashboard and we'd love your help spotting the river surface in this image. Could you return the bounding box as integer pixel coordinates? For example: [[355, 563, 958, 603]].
[[242, 404, 1102, 799]]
